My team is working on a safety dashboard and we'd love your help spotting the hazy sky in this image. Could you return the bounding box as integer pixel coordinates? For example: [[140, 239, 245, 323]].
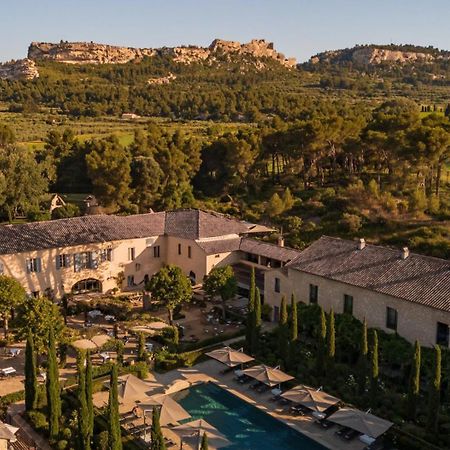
[[2, 0, 449, 63]]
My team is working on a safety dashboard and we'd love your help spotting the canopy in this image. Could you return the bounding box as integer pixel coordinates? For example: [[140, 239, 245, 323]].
[[328, 408, 393, 438], [281, 385, 340, 413], [242, 364, 293, 386], [206, 347, 254, 368], [138, 393, 191, 426], [172, 419, 230, 449], [117, 374, 155, 403], [72, 334, 110, 350]]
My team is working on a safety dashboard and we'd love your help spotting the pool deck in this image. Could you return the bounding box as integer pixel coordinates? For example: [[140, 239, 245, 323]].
[[147, 359, 367, 450]]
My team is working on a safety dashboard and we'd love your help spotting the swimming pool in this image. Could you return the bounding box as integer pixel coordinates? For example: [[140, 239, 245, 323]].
[[174, 382, 327, 450]]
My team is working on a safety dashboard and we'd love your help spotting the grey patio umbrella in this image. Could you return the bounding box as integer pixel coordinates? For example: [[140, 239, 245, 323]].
[[281, 385, 340, 412], [242, 364, 294, 386], [327, 408, 393, 438], [137, 393, 191, 426], [172, 419, 230, 449], [206, 346, 254, 368]]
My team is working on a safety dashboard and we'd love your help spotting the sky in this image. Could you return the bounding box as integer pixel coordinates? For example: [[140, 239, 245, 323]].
[[1, 0, 450, 63]]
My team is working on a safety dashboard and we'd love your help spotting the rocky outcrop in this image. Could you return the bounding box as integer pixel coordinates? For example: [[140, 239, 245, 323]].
[[0, 58, 39, 80], [309, 46, 447, 66], [27, 39, 296, 67], [147, 73, 177, 85], [28, 41, 156, 64]]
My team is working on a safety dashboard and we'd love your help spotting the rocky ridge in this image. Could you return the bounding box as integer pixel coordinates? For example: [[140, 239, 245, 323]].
[[0, 58, 39, 80], [27, 39, 296, 67]]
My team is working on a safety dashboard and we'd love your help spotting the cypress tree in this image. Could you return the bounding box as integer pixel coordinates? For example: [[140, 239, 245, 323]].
[[245, 267, 256, 351], [46, 327, 61, 440], [327, 309, 335, 361], [358, 318, 368, 394], [150, 407, 166, 450], [108, 364, 122, 450], [316, 306, 327, 374], [25, 330, 38, 411], [137, 332, 146, 361], [278, 296, 288, 361], [370, 330, 379, 405], [200, 432, 209, 450], [407, 341, 421, 420], [86, 351, 94, 440], [77, 351, 90, 450], [251, 287, 262, 354], [427, 345, 441, 432], [289, 294, 298, 342]]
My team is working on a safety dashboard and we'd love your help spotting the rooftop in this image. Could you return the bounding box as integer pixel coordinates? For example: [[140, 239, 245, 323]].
[[288, 236, 450, 313]]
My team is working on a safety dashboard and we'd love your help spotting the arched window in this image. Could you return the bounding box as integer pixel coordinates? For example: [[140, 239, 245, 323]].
[[72, 279, 102, 294]]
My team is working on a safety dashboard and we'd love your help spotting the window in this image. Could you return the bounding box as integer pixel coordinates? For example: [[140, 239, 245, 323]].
[[246, 253, 258, 264], [26, 258, 42, 273], [343, 294, 353, 315], [128, 247, 135, 261], [274, 277, 281, 293], [73, 252, 94, 272], [0, 261, 4, 274], [127, 275, 135, 287], [436, 322, 449, 347], [56, 254, 71, 270], [188, 246, 192, 258], [178, 244, 182, 255], [135, 263, 141, 272], [386, 307, 398, 331], [309, 284, 318, 304], [153, 246, 160, 258], [99, 248, 112, 262]]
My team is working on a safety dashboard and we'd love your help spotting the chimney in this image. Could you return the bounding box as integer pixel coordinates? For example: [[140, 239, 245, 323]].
[[277, 236, 285, 247], [401, 247, 410, 260], [357, 238, 366, 250]]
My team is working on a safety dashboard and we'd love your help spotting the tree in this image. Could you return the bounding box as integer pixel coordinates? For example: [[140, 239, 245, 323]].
[[86, 351, 94, 439], [137, 332, 147, 362], [277, 296, 288, 361], [85, 136, 132, 210], [0, 124, 15, 147], [0, 275, 26, 338], [370, 330, 379, 405], [358, 318, 368, 394], [427, 345, 441, 432], [282, 187, 294, 210], [327, 308, 335, 362], [200, 432, 209, 450], [108, 364, 122, 450], [77, 351, 90, 450], [266, 193, 284, 216], [203, 266, 237, 320], [150, 407, 166, 450], [15, 296, 65, 354], [46, 327, 61, 440], [24, 330, 38, 411], [251, 287, 262, 354], [147, 265, 192, 325], [316, 306, 327, 374], [407, 341, 421, 420], [245, 268, 256, 351], [289, 294, 298, 343]]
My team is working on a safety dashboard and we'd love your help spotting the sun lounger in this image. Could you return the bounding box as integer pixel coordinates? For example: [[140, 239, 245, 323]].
[[289, 405, 305, 416], [250, 381, 263, 390], [220, 366, 234, 375], [314, 418, 334, 429], [256, 384, 271, 394], [335, 426, 351, 437], [344, 429, 360, 441], [1, 367, 16, 376]]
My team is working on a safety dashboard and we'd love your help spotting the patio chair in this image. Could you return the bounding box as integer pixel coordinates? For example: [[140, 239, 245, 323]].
[[289, 405, 305, 416], [335, 426, 351, 438]]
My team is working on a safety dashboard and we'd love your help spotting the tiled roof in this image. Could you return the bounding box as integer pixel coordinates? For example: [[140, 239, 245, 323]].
[[288, 236, 450, 313], [0, 213, 166, 255], [240, 238, 301, 263], [196, 237, 242, 254], [0, 209, 271, 256]]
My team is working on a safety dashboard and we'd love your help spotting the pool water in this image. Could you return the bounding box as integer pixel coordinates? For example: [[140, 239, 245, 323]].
[[174, 382, 327, 450]]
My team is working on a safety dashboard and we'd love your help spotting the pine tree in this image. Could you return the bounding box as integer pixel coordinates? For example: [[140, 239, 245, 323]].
[[150, 407, 166, 450], [370, 330, 379, 405], [108, 365, 122, 450], [245, 267, 256, 351], [316, 307, 327, 375], [327, 309, 335, 361], [86, 351, 94, 439], [25, 330, 38, 411], [77, 351, 90, 450], [251, 287, 262, 354], [200, 432, 209, 450], [358, 318, 368, 394], [277, 296, 288, 361], [427, 345, 441, 432], [407, 341, 421, 420], [46, 327, 61, 440], [282, 187, 294, 210]]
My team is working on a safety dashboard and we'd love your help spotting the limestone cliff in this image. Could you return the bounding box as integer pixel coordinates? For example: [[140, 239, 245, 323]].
[[27, 39, 296, 67], [0, 58, 39, 80]]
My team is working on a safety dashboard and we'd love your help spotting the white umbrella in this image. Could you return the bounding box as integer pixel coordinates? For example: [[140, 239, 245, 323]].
[[138, 393, 191, 426], [172, 419, 230, 449]]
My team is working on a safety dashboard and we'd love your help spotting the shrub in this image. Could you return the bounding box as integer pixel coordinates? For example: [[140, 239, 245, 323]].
[[339, 213, 362, 233], [56, 440, 68, 450], [27, 410, 48, 432]]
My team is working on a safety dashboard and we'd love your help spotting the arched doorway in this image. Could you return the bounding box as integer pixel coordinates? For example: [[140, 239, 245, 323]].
[[72, 279, 102, 294], [189, 271, 196, 285]]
